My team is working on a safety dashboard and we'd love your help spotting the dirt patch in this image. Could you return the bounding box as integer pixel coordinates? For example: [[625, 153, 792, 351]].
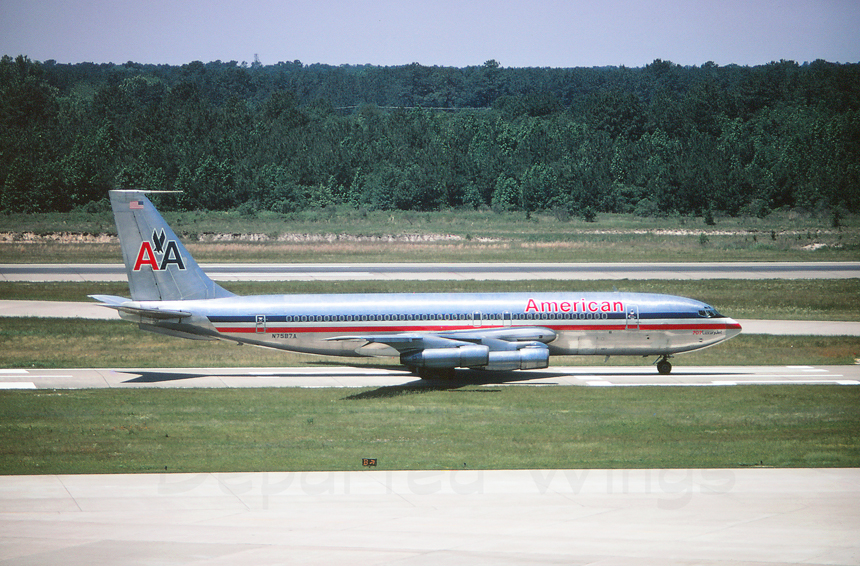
[[195, 232, 504, 243], [0, 228, 842, 248], [0, 232, 119, 244], [197, 232, 476, 243], [568, 228, 841, 237]]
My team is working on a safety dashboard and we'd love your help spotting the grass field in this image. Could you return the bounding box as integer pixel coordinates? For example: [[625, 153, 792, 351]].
[[2, 205, 858, 238], [2, 207, 858, 263], [1, 385, 858, 475]]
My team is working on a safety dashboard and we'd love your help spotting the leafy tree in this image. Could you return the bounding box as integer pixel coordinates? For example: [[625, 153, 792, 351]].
[[491, 174, 519, 212], [0, 56, 857, 215], [520, 163, 559, 212]]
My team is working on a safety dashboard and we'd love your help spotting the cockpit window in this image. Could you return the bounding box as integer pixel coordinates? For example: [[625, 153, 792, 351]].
[[701, 305, 724, 318]]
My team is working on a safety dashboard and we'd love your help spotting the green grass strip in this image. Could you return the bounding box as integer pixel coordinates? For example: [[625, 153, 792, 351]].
[[2, 208, 859, 263], [1, 386, 858, 474]]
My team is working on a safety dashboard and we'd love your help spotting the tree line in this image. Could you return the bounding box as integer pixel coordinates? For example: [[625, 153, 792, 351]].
[[1, 55, 858, 217]]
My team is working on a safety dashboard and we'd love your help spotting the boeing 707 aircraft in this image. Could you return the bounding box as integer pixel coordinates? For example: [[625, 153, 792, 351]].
[[91, 191, 741, 378]]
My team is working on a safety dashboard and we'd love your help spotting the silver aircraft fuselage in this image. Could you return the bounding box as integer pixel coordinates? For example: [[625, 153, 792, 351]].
[[119, 291, 741, 359], [94, 191, 742, 377]]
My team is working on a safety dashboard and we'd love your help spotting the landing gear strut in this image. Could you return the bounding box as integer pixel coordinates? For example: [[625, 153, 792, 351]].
[[414, 367, 457, 380], [656, 356, 673, 375]]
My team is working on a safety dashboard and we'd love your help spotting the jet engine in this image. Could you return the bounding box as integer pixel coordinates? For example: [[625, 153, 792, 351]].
[[485, 343, 550, 370], [401, 344, 489, 368], [401, 341, 550, 371]]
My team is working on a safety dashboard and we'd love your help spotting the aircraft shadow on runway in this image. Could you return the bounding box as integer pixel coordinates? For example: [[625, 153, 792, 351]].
[[123, 371, 212, 383], [121, 364, 758, 391], [120, 366, 577, 389]]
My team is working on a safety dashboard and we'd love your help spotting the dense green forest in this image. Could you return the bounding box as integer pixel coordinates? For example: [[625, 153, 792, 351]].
[[1, 55, 858, 217]]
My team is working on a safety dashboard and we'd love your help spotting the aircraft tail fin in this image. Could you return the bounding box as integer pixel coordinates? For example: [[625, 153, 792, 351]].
[[109, 190, 235, 301]]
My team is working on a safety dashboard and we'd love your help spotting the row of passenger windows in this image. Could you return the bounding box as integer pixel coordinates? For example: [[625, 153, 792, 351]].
[[277, 312, 615, 323]]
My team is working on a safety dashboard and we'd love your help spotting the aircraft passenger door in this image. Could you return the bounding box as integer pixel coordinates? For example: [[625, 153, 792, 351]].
[[255, 314, 266, 333], [625, 305, 639, 330], [472, 311, 483, 327], [503, 311, 512, 327]]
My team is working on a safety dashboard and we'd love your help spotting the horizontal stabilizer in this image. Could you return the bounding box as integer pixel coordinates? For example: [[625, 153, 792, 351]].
[[88, 295, 192, 320]]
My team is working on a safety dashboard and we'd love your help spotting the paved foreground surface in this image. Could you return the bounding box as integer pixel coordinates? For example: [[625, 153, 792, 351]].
[[2, 261, 859, 281], [1, 468, 858, 565], [1, 365, 858, 389]]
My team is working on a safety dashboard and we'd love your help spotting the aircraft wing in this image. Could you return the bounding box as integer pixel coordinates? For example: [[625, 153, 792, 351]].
[[327, 332, 473, 353], [436, 326, 557, 344], [326, 326, 556, 353], [327, 326, 556, 371]]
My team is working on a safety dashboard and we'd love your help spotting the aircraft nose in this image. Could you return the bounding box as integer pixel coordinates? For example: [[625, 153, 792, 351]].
[[725, 318, 742, 338]]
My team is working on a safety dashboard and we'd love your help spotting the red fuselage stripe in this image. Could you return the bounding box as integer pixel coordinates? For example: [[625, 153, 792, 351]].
[[213, 322, 739, 334]]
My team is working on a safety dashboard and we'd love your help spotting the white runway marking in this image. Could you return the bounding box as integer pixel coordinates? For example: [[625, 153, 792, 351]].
[[0, 382, 36, 389], [713, 380, 859, 386]]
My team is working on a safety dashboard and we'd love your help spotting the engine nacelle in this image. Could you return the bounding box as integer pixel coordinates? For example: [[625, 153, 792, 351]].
[[401, 345, 490, 368], [485, 345, 550, 371]]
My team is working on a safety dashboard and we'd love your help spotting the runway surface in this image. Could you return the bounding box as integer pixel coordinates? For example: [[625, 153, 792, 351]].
[[2, 260, 859, 281], [1, 364, 858, 390], [2, 468, 858, 565]]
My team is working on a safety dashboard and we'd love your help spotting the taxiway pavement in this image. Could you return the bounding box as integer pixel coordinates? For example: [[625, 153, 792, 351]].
[[1, 364, 858, 390], [2, 468, 858, 565], [2, 260, 859, 281]]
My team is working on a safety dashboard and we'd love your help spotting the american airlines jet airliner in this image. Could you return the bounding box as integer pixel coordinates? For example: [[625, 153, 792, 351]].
[[91, 191, 742, 378]]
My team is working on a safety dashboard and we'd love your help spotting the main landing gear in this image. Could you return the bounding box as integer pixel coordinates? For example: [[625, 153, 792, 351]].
[[656, 355, 673, 375], [410, 366, 457, 380]]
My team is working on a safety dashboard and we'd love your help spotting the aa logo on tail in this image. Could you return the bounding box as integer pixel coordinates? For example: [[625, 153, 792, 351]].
[[133, 229, 186, 271]]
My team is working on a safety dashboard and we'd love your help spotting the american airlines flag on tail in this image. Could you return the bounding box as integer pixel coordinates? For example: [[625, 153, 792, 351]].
[[129, 200, 144, 209]]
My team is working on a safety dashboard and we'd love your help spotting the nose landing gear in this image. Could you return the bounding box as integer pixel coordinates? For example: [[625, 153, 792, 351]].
[[656, 355, 673, 375]]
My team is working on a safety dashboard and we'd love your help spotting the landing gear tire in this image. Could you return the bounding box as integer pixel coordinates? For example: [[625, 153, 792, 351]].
[[657, 358, 672, 375]]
